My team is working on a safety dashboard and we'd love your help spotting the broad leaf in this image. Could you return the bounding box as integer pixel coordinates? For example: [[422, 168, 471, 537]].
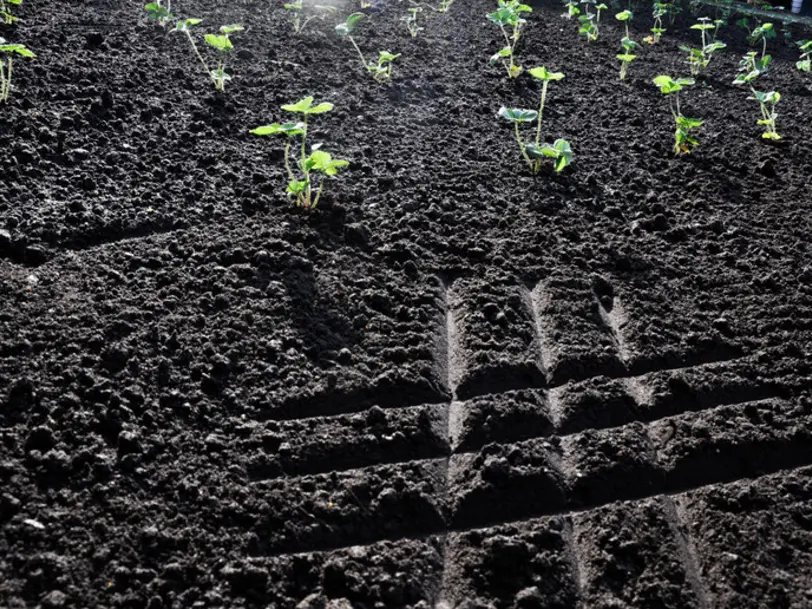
[[250, 122, 305, 137], [205, 34, 233, 52], [552, 139, 573, 171], [308, 102, 334, 114], [220, 24, 244, 34], [528, 66, 564, 81], [615, 9, 632, 21], [0, 44, 35, 57], [282, 96, 314, 113], [617, 53, 636, 62], [498, 107, 538, 122], [335, 12, 364, 35], [175, 18, 202, 31], [287, 179, 308, 196]]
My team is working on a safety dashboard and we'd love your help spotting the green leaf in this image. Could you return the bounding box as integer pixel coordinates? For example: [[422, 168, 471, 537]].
[[527, 66, 564, 81], [652, 75, 680, 94], [220, 24, 244, 34], [676, 116, 702, 129], [691, 23, 714, 30], [498, 106, 538, 122], [205, 34, 233, 52], [175, 18, 202, 31], [552, 139, 573, 171], [287, 180, 308, 196], [761, 131, 782, 140], [617, 53, 636, 62], [308, 102, 334, 114], [282, 96, 314, 113], [336, 12, 364, 35], [0, 44, 35, 57], [250, 122, 305, 137], [524, 143, 546, 159], [8, 0, 22, 4], [798, 59, 811, 72], [378, 50, 400, 63], [615, 9, 632, 21]]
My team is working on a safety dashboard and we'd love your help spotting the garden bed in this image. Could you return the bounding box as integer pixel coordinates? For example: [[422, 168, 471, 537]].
[[2, 0, 812, 606]]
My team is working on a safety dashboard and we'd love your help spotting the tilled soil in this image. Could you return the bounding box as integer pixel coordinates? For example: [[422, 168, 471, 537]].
[[2, 0, 812, 607]]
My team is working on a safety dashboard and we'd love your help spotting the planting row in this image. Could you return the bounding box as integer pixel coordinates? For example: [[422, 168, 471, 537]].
[[2, 0, 810, 212]]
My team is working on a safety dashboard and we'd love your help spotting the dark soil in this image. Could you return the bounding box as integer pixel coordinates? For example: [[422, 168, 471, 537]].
[[2, 0, 812, 607]]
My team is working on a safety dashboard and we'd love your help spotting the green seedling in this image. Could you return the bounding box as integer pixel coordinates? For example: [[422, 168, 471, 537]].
[[175, 19, 243, 91], [680, 17, 726, 77], [653, 75, 701, 155], [284, 0, 337, 35], [798, 40, 812, 72], [408, 0, 454, 13], [144, 1, 174, 26], [0, 38, 34, 103], [732, 51, 771, 85], [617, 37, 638, 80], [335, 14, 399, 83], [367, 50, 399, 82], [578, 1, 607, 42], [615, 9, 632, 38], [747, 89, 781, 140], [1, 0, 21, 25], [487, 0, 533, 78], [205, 25, 244, 91], [562, 0, 580, 19], [748, 22, 774, 59], [644, 2, 668, 44], [251, 97, 349, 210], [403, 7, 423, 37], [498, 67, 573, 173]]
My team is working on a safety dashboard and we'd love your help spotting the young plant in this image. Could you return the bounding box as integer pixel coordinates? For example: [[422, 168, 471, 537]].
[[733, 51, 770, 85], [0, 0, 21, 25], [205, 25, 244, 91], [0, 38, 35, 103], [653, 75, 702, 155], [615, 9, 632, 38], [498, 67, 573, 174], [403, 7, 423, 38], [748, 89, 781, 140], [335, 14, 399, 83], [798, 40, 812, 72], [680, 17, 726, 77], [748, 22, 774, 59], [487, 0, 533, 78], [578, 1, 607, 42], [283, 0, 337, 35], [644, 2, 668, 44], [617, 37, 638, 80], [367, 50, 399, 82], [562, 0, 580, 19], [175, 20, 243, 92], [250, 97, 349, 210], [437, 0, 454, 12], [144, 1, 174, 26]]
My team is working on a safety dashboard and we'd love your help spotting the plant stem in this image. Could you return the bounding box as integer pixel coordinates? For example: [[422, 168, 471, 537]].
[[0, 59, 7, 102], [1, 56, 12, 102], [514, 122, 532, 167], [301, 115, 311, 207], [184, 30, 213, 86], [762, 35, 767, 60], [535, 81, 548, 148], [283, 140, 295, 181], [348, 35, 367, 69], [312, 182, 324, 209]]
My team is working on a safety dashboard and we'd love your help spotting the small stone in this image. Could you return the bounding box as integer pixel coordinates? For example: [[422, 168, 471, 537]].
[[117, 430, 142, 456], [337, 348, 352, 364], [41, 590, 67, 608]]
